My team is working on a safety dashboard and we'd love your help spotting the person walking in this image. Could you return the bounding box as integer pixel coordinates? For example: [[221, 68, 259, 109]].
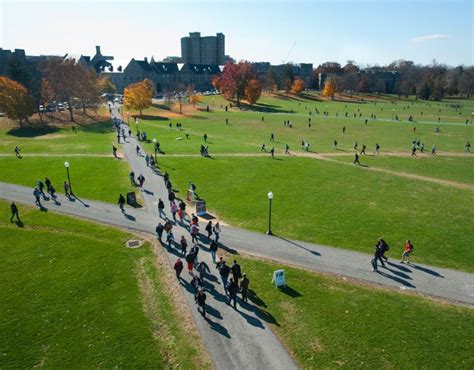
[[213, 222, 221, 243], [129, 171, 135, 186], [45, 177, 52, 193], [33, 187, 42, 207], [190, 223, 199, 244], [180, 236, 188, 256], [190, 244, 199, 267], [465, 141, 471, 153], [209, 240, 218, 263], [205, 221, 213, 239], [240, 273, 250, 303], [400, 240, 414, 263], [196, 260, 210, 282], [371, 241, 384, 272], [174, 258, 183, 280], [270, 133, 274, 142], [354, 152, 360, 165], [14, 145, 21, 158], [374, 143, 380, 154], [227, 278, 239, 309], [285, 144, 290, 155], [166, 230, 174, 250], [118, 194, 126, 213], [203, 133, 208, 142], [231, 260, 242, 283], [171, 202, 178, 221], [37, 180, 45, 196], [360, 144, 366, 155], [270, 147, 275, 158], [431, 144, 437, 155], [112, 145, 118, 158], [155, 223, 164, 242], [10, 202, 20, 223], [185, 251, 195, 274], [158, 198, 166, 219], [195, 288, 207, 317], [218, 261, 230, 295]]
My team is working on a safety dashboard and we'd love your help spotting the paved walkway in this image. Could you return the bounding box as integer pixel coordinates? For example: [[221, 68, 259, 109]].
[[2, 105, 473, 368]]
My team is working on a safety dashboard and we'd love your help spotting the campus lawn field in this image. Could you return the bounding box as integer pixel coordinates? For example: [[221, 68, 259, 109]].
[[158, 156, 474, 272], [0, 120, 116, 155], [0, 201, 209, 369], [0, 156, 134, 203], [237, 255, 474, 369], [331, 154, 474, 185], [131, 96, 473, 157]]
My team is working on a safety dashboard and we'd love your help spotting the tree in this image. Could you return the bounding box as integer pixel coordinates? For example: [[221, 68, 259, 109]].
[[97, 76, 116, 95], [124, 79, 155, 116], [245, 79, 262, 105], [41, 57, 83, 121], [39, 77, 54, 122], [218, 61, 255, 106], [458, 67, 474, 98], [211, 76, 220, 91], [76, 68, 101, 114], [322, 77, 337, 99], [343, 72, 359, 97], [283, 64, 295, 94], [265, 66, 278, 92], [290, 77, 305, 95], [0, 77, 35, 124]]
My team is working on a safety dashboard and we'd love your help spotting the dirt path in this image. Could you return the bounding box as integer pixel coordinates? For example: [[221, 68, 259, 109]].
[[162, 151, 474, 190]]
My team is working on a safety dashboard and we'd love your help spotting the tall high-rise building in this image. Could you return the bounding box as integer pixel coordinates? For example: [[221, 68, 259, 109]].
[[181, 32, 225, 65]]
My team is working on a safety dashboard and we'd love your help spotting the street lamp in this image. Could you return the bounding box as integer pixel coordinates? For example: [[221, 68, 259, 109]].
[[135, 118, 139, 139], [266, 191, 273, 235], [153, 138, 158, 162], [64, 161, 73, 196]]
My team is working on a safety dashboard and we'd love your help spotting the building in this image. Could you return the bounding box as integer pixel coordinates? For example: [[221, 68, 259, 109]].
[[77, 46, 114, 73], [181, 32, 225, 65]]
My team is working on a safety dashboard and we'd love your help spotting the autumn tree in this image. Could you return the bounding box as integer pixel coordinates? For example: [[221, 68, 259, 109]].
[[77, 68, 101, 114], [322, 77, 338, 99], [283, 64, 295, 94], [41, 57, 83, 121], [97, 75, 116, 95], [0, 77, 35, 124], [217, 61, 255, 106], [211, 76, 220, 91], [290, 77, 305, 95], [245, 79, 262, 105], [124, 79, 155, 116], [189, 94, 203, 108], [265, 66, 278, 92]]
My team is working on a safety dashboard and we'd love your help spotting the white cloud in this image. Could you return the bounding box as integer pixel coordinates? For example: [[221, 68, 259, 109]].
[[410, 34, 450, 42]]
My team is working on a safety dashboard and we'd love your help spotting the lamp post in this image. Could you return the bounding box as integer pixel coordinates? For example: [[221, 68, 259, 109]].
[[392, 108, 395, 120], [153, 138, 158, 162], [266, 191, 273, 235], [64, 161, 73, 195], [135, 118, 139, 139]]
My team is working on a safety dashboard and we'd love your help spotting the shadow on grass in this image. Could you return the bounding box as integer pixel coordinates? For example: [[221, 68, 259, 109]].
[[152, 103, 171, 111], [278, 285, 302, 298], [7, 126, 60, 138], [138, 115, 170, 121]]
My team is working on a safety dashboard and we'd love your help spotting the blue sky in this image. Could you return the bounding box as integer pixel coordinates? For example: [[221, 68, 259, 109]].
[[1, 0, 472, 67]]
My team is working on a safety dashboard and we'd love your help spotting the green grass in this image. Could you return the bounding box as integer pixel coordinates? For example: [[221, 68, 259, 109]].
[[0, 201, 209, 369], [158, 156, 474, 272], [130, 94, 473, 158], [331, 154, 474, 185], [0, 156, 135, 203], [0, 120, 115, 155], [237, 255, 474, 369]]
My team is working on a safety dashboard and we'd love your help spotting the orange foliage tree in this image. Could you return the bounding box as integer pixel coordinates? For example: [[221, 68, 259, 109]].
[[245, 79, 262, 105], [124, 79, 155, 116], [189, 94, 203, 108], [322, 77, 337, 99], [0, 77, 35, 124], [290, 77, 305, 95]]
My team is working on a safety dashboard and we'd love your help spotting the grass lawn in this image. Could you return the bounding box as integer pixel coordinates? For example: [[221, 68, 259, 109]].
[[331, 154, 474, 185], [236, 254, 474, 369], [0, 201, 209, 369], [0, 156, 135, 204], [0, 120, 115, 155], [158, 156, 474, 272], [130, 94, 473, 158]]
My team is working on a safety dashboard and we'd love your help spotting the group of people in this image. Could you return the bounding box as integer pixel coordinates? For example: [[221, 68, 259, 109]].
[[32, 177, 71, 207], [371, 238, 414, 271]]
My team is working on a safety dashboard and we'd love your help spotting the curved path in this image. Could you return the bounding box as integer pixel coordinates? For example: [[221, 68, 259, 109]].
[[2, 106, 473, 369]]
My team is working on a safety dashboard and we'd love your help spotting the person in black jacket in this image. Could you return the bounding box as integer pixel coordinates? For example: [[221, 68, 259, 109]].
[[227, 278, 239, 309], [371, 242, 385, 271], [231, 260, 242, 283], [155, 223, 164, 242]]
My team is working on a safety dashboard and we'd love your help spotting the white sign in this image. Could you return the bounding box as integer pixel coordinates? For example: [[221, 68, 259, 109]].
[[272, 269, 286, 288]]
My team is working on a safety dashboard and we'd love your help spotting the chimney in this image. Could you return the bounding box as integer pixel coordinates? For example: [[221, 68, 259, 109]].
[[144, 57, 148, 63], [95, 46, 101, 55]]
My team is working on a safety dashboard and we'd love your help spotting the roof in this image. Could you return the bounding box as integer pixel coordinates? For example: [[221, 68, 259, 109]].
[[181, 63, 220, 75], [134, 60, 153, 72], [151, 62, 179, 74]]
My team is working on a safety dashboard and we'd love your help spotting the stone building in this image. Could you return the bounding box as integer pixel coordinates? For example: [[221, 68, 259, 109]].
[[181, 32, 225, 65]]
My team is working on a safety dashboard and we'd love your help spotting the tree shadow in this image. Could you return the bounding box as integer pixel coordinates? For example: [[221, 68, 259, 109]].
[[138, 115, 170, 121], [77, 121, 114, 134], [275, 236, 321, 256], [410, 264, 445, 278], [7, 126, 60, 138]]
